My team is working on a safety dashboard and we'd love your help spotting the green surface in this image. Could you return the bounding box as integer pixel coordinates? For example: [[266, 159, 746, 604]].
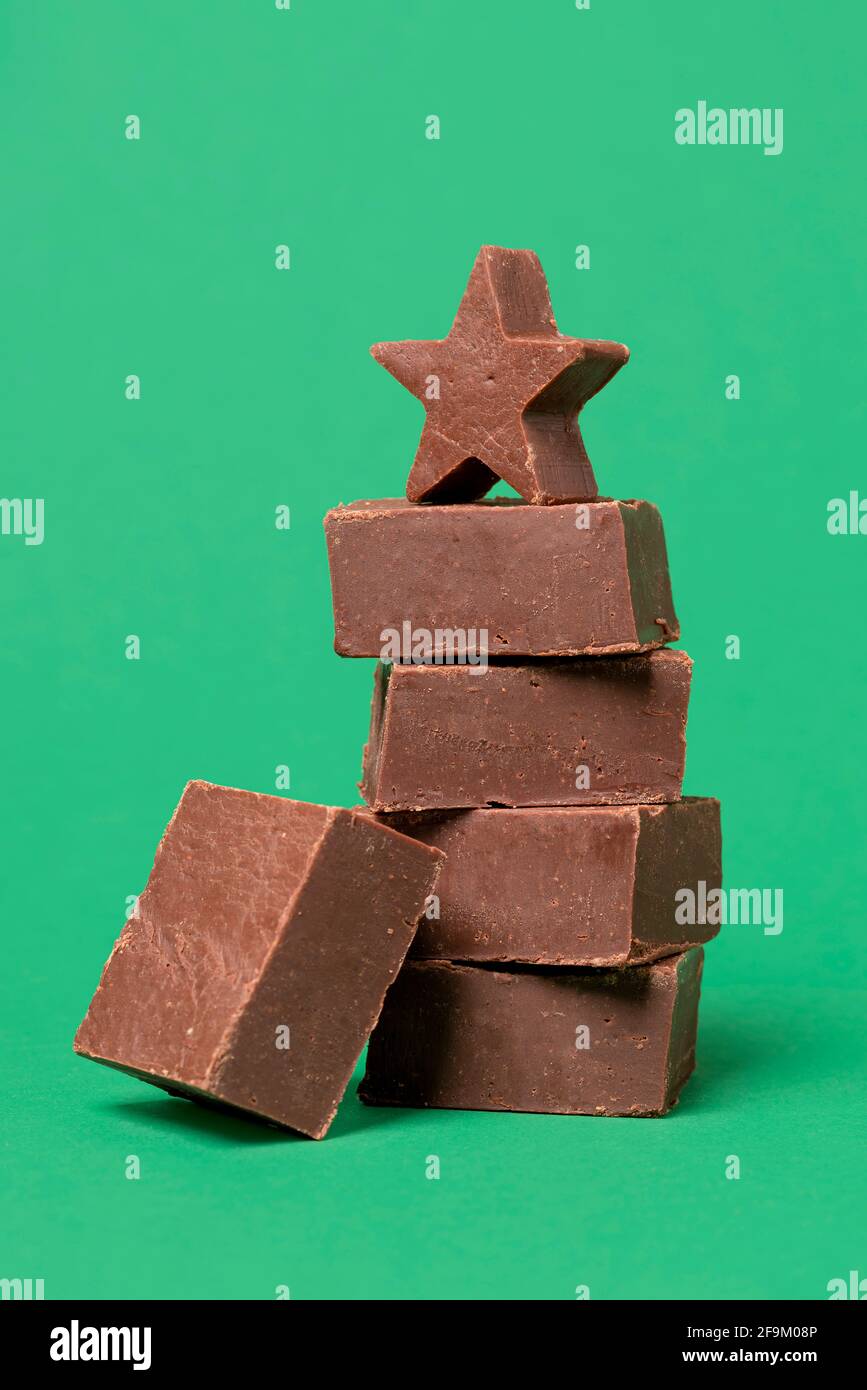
[[1, 1, 864, 1301]]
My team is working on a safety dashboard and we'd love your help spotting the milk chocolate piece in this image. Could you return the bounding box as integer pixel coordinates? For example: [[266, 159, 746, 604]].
[[324, 498, 678, 658], [361, 649, 691, 811], [371, 245, 629, 504], [74, 781, 442, 1138], [360, 949, 703, 1118], [371, 798, 721, 965]]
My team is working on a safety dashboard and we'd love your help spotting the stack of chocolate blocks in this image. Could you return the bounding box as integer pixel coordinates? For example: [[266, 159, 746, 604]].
[[73, 243, 721, 1140], [326, 246, 722, 1119]]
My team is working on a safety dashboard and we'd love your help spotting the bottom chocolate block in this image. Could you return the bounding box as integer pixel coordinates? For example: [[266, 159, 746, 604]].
[[360, 949, 703, 1118]]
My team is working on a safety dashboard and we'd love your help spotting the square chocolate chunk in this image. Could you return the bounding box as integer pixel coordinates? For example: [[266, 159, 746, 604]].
[[74, 781, 442, 1138]]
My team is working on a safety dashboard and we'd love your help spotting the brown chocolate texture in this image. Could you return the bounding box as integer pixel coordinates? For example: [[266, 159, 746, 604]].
[[361, 649, 692, 811], [359, 949, 704, 1118], [73, 781, 442, 1138], [369, 798, 721, 966], [324, 498, 678, 657], [371, 245, 629, 504]]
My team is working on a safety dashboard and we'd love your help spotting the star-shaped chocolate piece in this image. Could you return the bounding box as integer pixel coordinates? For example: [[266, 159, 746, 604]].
[[371, 245, 629, 505]]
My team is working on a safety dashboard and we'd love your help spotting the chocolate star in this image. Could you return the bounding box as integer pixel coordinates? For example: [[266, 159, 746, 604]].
[[371, 245, 629, 505]]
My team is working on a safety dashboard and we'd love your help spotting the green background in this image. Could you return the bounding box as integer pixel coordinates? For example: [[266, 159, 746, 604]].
[[2, 1, 864, 1301]]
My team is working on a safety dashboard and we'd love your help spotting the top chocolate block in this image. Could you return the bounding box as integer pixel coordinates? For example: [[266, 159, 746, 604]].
[[371, 245, 629, 504], [325, 498, 678, 658]]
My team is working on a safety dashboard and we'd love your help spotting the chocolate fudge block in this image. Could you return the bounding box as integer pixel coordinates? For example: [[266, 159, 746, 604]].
[[360, 949, 703, 1118], [324, 498, 678, 658], [74, 781, 442, 1138], [370, 798, 721, 966], [361, 649, 691, 811]]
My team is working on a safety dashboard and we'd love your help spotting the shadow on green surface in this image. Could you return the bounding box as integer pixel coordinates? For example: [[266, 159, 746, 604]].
[[104, 1088, 430, 1145], [100, 1005, 778, 1141], [106, 1096, 296, 1144], [676, 1008, 787, 1116], [329, 1093, 433, 1140]]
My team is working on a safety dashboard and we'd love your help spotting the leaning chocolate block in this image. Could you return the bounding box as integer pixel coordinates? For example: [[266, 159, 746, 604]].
[[324, 498, 678, 657], [370, 798, 721, 965], [74, 781, 442, 1138], [360, 949, 703, 1118], [361, 649, 691, 811]]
